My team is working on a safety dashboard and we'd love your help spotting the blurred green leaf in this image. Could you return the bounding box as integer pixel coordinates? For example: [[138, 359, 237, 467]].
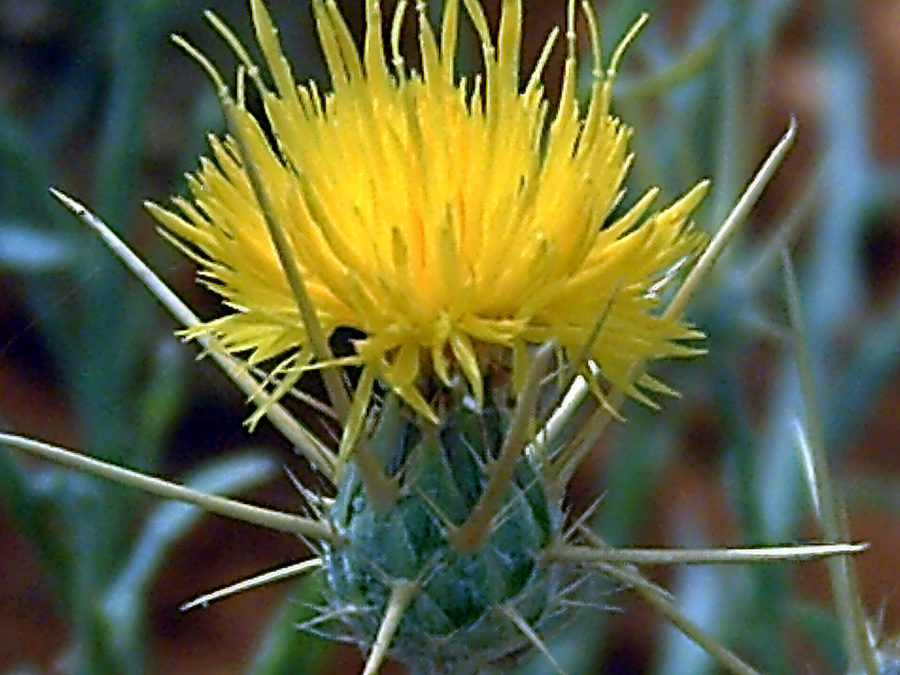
[[133, 339, 190, 473], [101, 451, 279, 660], [0, 221, 78, 273], [0, 446, 69, 595], [790, 600, 846, 670], [249, 572, 331, 675]]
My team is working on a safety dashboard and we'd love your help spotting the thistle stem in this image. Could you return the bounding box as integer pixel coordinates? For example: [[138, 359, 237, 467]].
[[664, 118, 797, 320], [545, 542, 867, 566], [451, 343, 553, 554], [594, 561, 762, 675], [0, 433, 335, 542], [50, 188, 337, 480], [552, 386, 625, 485], [549, 119, 799, 485], [782, 250, 878, 674], [363, 581, 417, 675], [221, 99, 398, 510], [181, 558, 323, 611]]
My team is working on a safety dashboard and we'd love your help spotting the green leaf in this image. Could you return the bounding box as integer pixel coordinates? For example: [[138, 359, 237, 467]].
[[0, 447, 70, 595], [100, 451, 278, 659], [249, 572, 331, 675], [0, 221, 78, 272]]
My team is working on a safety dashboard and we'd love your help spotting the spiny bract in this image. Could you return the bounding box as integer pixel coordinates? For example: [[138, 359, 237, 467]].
[[322, 395, 571, 673]]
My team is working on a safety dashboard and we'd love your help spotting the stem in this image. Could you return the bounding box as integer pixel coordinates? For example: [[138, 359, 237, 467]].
[[664, 118, 797, 320], [0, 433, 335, 543], [782, 251, 878, 674], [181, 558, 323, 611], [363, 581, 417, 675], [51, 189, 337, 480], [549, 119, 800, 485], [221, 98, 397, 509], [221, 103, 349, 415], [546, 542, 867, 566], [595, 561, 762, 675], [451, 343, 553, 553]]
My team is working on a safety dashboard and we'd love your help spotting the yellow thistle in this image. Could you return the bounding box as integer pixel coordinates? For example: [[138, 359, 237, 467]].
[[2, 0, 831, 668], [148, 0, 709, 424]]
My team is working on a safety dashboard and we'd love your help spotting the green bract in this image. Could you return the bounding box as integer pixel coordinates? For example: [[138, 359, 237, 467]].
[[323, 397, 570, 672]]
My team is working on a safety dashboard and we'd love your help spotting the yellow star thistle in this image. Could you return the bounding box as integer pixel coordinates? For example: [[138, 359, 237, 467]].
[[148, 0, 709, 425]]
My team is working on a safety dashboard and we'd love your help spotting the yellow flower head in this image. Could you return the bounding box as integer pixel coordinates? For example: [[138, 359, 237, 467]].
[[149, 0, 709, 422]]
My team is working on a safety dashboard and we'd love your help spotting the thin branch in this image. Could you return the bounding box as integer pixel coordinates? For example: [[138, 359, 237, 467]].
[[221, 97, 397, 509], [546, 542, 867, 566], [594, 561, 762, 675], [665, 118, 798, 320], [573, 520, 762, 675], [362, 581, 417, 675], [0, 432, 335, 542], [181, 558, 323, 611], [50, 188, 337, 480], [782, 250, 878, 675], [451, 343, 554, 553], [548, 119, 800, 485]]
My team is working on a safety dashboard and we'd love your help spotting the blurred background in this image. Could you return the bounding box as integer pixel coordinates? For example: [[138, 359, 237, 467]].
[[1, 0, 898, 673]]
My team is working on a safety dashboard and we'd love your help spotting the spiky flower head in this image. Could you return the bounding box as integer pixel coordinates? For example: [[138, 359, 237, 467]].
[[148, 0, 709, 425]]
